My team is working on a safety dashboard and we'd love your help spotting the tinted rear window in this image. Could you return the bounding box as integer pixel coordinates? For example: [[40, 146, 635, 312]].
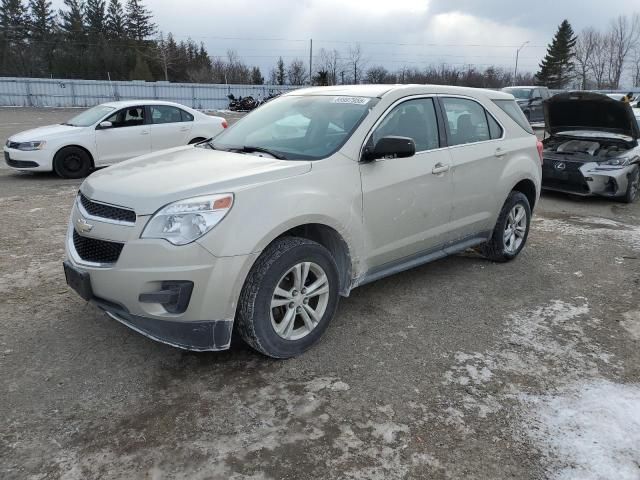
[[492, 99, 534, 135]]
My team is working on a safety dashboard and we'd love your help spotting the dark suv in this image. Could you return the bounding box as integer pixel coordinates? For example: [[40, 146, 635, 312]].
[[502, 86, 551, 123]]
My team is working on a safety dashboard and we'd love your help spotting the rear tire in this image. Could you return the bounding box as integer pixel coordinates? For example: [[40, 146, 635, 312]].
[[481, 191, 531, 262], [53, 146, 92, 179], [236, 237, 340, 358], [621, 166, 639, 204]]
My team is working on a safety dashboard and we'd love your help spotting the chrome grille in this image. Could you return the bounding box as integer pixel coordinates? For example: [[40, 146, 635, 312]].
[[79, 193, 136, 224]]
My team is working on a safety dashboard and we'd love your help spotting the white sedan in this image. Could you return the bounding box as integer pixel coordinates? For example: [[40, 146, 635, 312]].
[[3, 100, 227, 178]]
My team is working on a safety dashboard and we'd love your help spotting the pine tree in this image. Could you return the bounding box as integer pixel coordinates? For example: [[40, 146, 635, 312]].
[[1, 0, 30, 41], [59, 0, 85, 41], [125, 0, 154, 41], [276, 56, 285, 85], [85, 0, 105, 36], [105, 0, 124, 38], [29, 0, 55, 40], [251, 66, 263, 84], [535, 20, 577, 88]]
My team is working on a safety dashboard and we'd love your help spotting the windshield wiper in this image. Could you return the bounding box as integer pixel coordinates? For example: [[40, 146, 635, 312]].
[[240, 146, 286, 160]]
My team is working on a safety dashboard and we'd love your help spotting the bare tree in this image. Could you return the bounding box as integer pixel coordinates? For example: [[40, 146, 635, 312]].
[[588, 30, 612, 88], [286, 58, 308, 85], [574, 28, 599, 89], [606, 14, 640, 89], [347, 43, 367, 84], [632, 47, 640, 87], [316, 48, 341, 85]]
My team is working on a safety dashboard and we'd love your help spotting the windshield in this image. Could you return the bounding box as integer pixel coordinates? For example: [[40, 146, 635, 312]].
[[66, 105, 116, 127], [210, 95, 379, 160], [503, 88, 533, 100]]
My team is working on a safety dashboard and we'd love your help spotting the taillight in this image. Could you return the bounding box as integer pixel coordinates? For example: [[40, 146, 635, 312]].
[[222, 120, 228, 129], [536, 139, 544, 165]]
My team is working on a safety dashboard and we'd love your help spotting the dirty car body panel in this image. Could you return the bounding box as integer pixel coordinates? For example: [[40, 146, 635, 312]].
[[64, 85, 541, 352]]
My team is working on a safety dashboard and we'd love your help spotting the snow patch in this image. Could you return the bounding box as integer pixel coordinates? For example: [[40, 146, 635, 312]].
[[522, 381, 640, 480], [621, 311, 640, 340]]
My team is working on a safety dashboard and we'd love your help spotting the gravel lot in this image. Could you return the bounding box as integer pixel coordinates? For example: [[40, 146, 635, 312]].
[[1, 108, 639, 480]]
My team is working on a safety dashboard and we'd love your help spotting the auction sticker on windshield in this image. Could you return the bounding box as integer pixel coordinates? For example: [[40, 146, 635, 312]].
[[332, 96, 371, 105]]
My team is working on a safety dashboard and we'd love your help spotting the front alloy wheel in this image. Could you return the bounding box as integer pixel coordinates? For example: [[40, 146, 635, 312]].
[[271, 262, 330, 341], [236, 237, 340, 358]]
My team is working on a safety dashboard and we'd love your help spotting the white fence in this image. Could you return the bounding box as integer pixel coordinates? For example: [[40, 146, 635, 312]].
[[0, 77, 303, 110]]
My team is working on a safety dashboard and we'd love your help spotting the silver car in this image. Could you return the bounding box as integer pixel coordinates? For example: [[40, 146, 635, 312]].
[[64, 85, 542, 358], [542, 92, 640, 203]]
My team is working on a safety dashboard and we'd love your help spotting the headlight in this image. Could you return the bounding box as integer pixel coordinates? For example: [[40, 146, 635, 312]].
[[598, 158, 627, 167], [14, 141, 46, 151], [141, 194, 234, 245]]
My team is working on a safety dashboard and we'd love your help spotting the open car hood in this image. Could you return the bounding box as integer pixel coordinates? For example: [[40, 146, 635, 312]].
[[544, 91, 640, 140]]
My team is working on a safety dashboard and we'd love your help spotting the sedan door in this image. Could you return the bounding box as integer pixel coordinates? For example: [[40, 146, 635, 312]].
[[439, 96, 506, 240], [148, 105, 193, 151], [359, 97, 454, 269], [94, 106, 151, 165]]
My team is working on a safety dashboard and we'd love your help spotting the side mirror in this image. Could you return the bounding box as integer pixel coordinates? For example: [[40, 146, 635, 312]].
[[363, 136, 416, 162], [97, 121, 113, 129]]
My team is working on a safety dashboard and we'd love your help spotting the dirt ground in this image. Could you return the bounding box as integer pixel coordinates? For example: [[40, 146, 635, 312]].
[[1, 108, 639, 480]]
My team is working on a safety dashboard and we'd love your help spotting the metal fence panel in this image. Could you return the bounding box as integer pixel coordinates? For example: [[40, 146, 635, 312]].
[[0, 77, 301, 110]]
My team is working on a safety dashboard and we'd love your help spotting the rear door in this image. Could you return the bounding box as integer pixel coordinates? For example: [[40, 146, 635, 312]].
[[359, 96, 454, 269], [439, 96, 506, 239], [148, 105, 193, 151], [94, 105, 151, 165]]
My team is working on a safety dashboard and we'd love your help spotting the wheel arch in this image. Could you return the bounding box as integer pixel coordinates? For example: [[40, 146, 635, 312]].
[[54, 144, 95, 168], [511, 178, 538, 210]]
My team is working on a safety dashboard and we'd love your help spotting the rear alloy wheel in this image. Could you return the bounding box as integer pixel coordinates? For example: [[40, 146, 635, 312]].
[[53, 146, 92, 179], [622, 166, 639, 204], [236, 237, 340, 358], [481, 191, 531, 262]]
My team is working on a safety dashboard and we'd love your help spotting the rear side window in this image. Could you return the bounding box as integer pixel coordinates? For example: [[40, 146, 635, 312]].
[[441, 97, 492, 146], [493, 99, 534, 134], [487, 114, 503, 139], [150, 105, 183, 124], [181, 109, 194, 122]]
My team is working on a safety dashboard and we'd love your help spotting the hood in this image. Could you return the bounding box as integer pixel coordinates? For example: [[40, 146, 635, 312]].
[[81, 146, 312, 214], [544, 91, 640, 139], [9, 124, 84, 141]]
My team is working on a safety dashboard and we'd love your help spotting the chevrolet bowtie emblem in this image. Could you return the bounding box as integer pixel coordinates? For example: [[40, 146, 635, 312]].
[[76, 217, 94, 233]]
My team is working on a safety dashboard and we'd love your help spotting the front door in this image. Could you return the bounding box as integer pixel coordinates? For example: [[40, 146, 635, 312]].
[[359, 97, 454, 269], [94, 106, 151, 165]]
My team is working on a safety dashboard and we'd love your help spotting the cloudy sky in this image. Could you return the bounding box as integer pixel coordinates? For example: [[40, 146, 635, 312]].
[[55, 0, 637, 77]]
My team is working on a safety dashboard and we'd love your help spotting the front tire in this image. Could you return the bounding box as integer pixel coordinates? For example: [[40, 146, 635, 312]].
[[53, 146, 92, 179], [236, 237, 340, 358], [481, 191, 531, 262]]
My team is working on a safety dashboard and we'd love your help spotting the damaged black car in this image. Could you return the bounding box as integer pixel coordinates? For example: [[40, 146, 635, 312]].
[[542, 91, 640, 203]]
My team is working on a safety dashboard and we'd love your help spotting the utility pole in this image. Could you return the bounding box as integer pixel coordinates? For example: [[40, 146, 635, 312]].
[[309, 39, 313, 85], [514, 41, 529, 85]]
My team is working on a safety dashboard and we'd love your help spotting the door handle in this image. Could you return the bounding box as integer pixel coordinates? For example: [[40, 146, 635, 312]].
[[494, 147, 506, 158], [140, 130, 149, 135], [432, 163, 450, 175]]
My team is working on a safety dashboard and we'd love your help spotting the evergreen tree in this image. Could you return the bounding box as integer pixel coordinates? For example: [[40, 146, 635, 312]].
[[125, 0, 154, 41], [85, 0, 105, 36], [105, 0, 124, 38], [1, 0, 30, 41], [276, 56, 285, 85], [129, 51, 152, 79], [29, 0, 55, 39], [251, 66, 263, 84], [59, 0, 85, 41], [535, 20, 577, 88]]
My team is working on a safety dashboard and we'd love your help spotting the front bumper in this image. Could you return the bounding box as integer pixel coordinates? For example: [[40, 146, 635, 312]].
[[3, 146, 52, 171], [64, 196, 258, 351], [542, 158, 633, 197]]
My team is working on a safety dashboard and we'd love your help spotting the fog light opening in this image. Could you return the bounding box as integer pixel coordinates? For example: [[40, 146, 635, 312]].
[[139, 281, 194, 314]]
